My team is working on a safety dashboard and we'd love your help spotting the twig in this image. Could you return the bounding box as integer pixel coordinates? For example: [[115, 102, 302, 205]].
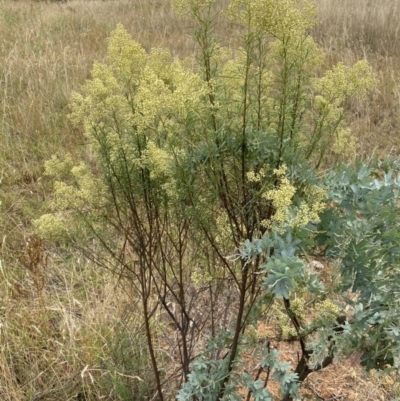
[[308, 384, 344, 401]]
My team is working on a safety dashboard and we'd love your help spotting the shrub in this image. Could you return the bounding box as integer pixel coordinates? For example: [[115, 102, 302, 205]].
[[34, 1, 400, 400]]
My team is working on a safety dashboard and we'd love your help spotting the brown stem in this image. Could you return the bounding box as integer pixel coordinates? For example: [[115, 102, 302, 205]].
[[283, 298, 307, 357], [280, 354, 334, 401], [141, 270, 164, 401], [216, 260, 249, 400], [280, 317, 346, 401]]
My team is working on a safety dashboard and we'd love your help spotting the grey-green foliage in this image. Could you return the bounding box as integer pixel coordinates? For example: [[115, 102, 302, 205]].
[[178, 157, 400, 400], [318, 158, 400, 371], [177, 340, 300, 401], [262, 256, 306, 299], [176, 331, 236, 401]]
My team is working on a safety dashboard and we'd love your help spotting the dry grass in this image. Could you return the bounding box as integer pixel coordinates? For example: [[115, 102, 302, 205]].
[[313, 0, 400, 157], [0, 236, 154, 400], [0, 0, 399, 400]]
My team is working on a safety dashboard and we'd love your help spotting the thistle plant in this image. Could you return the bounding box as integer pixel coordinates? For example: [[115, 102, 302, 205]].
[[33, 1, 398, 400]]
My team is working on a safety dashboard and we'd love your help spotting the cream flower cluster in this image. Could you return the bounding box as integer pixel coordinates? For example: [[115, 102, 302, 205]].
[[227, 0, 317, 39], [261, 165, 326, 231], [262, 165, 296, 229]]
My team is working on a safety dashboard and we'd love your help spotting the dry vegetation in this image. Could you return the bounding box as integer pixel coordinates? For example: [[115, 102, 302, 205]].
[[0, 0, 399, 400], [313, 0, 400, 157]]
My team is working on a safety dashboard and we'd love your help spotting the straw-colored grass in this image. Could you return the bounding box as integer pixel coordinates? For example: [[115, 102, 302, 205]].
[[0, 238, 153, 400], [313, 0, 400, 156], [0, 0, 399, 400]]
